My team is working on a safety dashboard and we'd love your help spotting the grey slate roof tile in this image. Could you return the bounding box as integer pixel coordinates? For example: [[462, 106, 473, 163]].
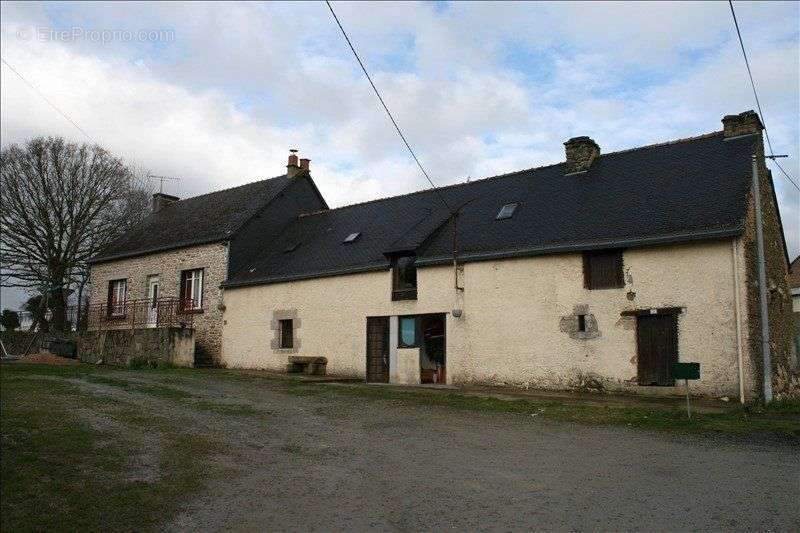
[[225, 131, 758, 287], [91, 174, 293, 263]]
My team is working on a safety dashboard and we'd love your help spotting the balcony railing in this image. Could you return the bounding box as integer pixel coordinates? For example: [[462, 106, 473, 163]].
[[72, 297, 196, 331]]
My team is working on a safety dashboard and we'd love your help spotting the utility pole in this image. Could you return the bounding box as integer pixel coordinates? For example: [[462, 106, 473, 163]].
[[751, 153, 772, 403]]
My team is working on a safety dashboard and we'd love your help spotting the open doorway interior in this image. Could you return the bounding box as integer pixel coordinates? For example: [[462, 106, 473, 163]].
[[420, 314, 445, 384]]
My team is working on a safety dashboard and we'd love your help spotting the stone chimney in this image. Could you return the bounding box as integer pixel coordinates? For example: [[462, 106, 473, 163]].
[[299, 158, 310, 172], [287, 149, 301, 178], [564, 136, 600, 174], [151, 192, 179, 213], [722, 110, 764, 138]]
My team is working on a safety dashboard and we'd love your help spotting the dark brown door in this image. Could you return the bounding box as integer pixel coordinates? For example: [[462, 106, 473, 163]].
[[366, 317, 390, 383], [637, 314, 678, 386]]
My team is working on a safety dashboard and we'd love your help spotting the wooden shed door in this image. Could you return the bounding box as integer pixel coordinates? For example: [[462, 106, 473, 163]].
[[636, 314, 678, 386], [366, 317, 390, 383]]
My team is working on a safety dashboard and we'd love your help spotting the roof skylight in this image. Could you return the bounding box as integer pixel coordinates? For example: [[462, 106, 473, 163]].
[[343, 232, 361, 243], [496, 202, 518, 220]]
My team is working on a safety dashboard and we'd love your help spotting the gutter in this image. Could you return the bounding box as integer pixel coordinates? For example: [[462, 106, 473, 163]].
[[88, 236, 228, 264], [222, 262, 389, 289], [223, 227, 743, 290], [415, 227, 743, 267]]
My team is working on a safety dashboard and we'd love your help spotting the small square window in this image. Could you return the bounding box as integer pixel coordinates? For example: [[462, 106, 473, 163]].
[[496, 202, 518, 220], [343, 232, 361, 243], [279, 319, 293, 349], [583, 249, 624, 290], [398, 316, 417, 348]]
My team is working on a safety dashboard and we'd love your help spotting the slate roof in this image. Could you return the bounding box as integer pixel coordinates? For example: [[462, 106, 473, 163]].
[[91, 174, 293, 263], [225, 131, 763, 288]]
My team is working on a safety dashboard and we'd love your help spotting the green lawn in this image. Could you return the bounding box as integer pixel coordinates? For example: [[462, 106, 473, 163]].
[[318, 381, 800, 437], [1, 363, 798, 532], [0, 365, 225, 532]]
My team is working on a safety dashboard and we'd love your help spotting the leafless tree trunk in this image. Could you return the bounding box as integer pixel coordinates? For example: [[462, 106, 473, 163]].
[[1, 137, 151, 332]]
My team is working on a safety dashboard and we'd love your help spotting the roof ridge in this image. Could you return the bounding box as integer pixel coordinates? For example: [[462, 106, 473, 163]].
[[174, 173, 288, 203], [299, 130, 727, 218], [601, 130, 723, 158], [225, 173, 302, 237]]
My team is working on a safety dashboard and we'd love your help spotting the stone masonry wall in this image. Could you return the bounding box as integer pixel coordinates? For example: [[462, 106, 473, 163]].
[[741, 138, 796, 399], [89, 242, 228, 365], [78, 327, 194, 367], [223, 239, 748, 398]]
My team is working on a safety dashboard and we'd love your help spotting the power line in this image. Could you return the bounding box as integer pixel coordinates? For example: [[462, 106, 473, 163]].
[[324, 0, 454, 214], [727, 1, 799, 192], [771, 159, 799, 192], [1, 57, 96, 144]]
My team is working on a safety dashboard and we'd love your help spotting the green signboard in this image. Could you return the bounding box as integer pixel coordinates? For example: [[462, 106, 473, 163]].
[[672, 362, 700, 380]]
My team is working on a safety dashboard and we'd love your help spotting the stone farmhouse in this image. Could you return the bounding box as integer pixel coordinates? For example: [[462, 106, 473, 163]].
[[89, 111, 795, 401], [87, 154, 327, 366]]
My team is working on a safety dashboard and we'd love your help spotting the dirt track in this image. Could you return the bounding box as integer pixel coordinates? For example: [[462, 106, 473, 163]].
[[52, 369, 798, 532]]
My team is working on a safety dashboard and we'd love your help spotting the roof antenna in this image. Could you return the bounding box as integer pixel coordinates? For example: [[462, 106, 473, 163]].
[[147, 174, 181, 194]]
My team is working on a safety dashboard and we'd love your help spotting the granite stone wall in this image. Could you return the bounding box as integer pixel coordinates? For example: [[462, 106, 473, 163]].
[[78, 327, 194, 367], [741, 139, 796, 399], [88, 242, 227, 366]]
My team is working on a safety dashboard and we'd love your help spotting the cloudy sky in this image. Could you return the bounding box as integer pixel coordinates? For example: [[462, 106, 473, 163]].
[[1, 1, 798, 310]]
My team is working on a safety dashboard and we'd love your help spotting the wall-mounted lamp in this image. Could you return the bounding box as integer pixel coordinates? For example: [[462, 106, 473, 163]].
[[452, 308, 463, 318]]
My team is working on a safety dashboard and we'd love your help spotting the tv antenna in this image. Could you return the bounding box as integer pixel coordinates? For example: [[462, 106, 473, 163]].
[[147, 174, 181, 194]]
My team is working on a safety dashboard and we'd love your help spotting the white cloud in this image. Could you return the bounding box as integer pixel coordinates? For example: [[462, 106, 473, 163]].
[[1, 0, 798, 310]]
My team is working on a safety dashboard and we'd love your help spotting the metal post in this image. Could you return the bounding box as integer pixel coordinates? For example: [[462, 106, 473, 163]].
[[685, 379, 691, 419], [752, 154, 773, 403]]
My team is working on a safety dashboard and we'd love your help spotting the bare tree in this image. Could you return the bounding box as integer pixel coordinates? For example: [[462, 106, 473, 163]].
[[0, 137, 152, 332]]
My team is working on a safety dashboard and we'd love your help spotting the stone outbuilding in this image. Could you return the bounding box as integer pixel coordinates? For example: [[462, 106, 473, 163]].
[[219, 111, 794, 402]]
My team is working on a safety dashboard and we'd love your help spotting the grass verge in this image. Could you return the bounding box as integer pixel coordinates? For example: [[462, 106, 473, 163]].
[[1, 364, 224, 532], [303, 382, 800, 440]]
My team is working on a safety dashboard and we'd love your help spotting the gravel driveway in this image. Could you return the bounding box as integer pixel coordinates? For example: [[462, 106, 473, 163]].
[[120, 373, 799, 532]]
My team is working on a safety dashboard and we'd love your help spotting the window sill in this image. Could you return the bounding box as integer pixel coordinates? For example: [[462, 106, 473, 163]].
[[106, 314, 127, 320], [179, 308, 204, 315], [392, 289, 417, 301]]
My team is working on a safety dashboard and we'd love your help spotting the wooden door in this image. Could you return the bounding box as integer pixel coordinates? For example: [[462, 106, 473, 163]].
[[366, 317, 390, 383], [636, 314, 678, 386]]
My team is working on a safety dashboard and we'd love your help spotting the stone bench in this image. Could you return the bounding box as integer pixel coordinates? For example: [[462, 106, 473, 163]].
[[287, 356, 327, 376]]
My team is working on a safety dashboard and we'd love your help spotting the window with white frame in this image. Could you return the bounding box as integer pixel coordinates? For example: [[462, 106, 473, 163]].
[[180, 269, 204, 311], [107, 279, 127, 317]]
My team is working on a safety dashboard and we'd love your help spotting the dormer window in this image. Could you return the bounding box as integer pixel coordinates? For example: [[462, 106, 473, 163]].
[[496, 202, 518, 220], [392, 255, 417, 301]]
